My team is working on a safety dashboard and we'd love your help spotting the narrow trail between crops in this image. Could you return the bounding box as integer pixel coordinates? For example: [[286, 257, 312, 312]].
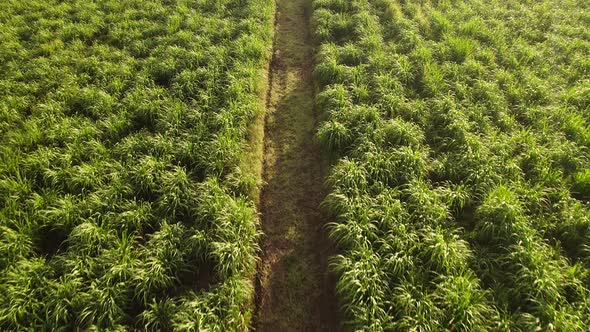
[[253, 0, 341, 330]]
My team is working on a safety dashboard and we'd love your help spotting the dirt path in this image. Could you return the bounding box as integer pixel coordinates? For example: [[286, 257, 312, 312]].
[[253, 0, 341, 330]]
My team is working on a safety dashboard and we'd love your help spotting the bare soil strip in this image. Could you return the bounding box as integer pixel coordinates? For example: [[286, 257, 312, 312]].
[[254, 0, 341, 330]]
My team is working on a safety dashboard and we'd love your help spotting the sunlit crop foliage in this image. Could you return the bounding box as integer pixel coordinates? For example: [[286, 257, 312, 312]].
[[0, 0, 273, 330], [313, 0, 590, 330]]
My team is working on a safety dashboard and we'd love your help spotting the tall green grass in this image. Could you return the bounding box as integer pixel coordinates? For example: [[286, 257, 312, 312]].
[[313, 0, 590, 329], [0, 0, 273, 330]]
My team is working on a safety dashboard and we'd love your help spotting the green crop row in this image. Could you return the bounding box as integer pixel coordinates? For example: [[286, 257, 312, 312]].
[[0, 0, 273, 330], [312, 0, 590, 330]]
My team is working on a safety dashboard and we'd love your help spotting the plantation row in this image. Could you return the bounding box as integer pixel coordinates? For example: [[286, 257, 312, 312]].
[[312, 0, 590, 330], [0, 0, 273, 330]]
